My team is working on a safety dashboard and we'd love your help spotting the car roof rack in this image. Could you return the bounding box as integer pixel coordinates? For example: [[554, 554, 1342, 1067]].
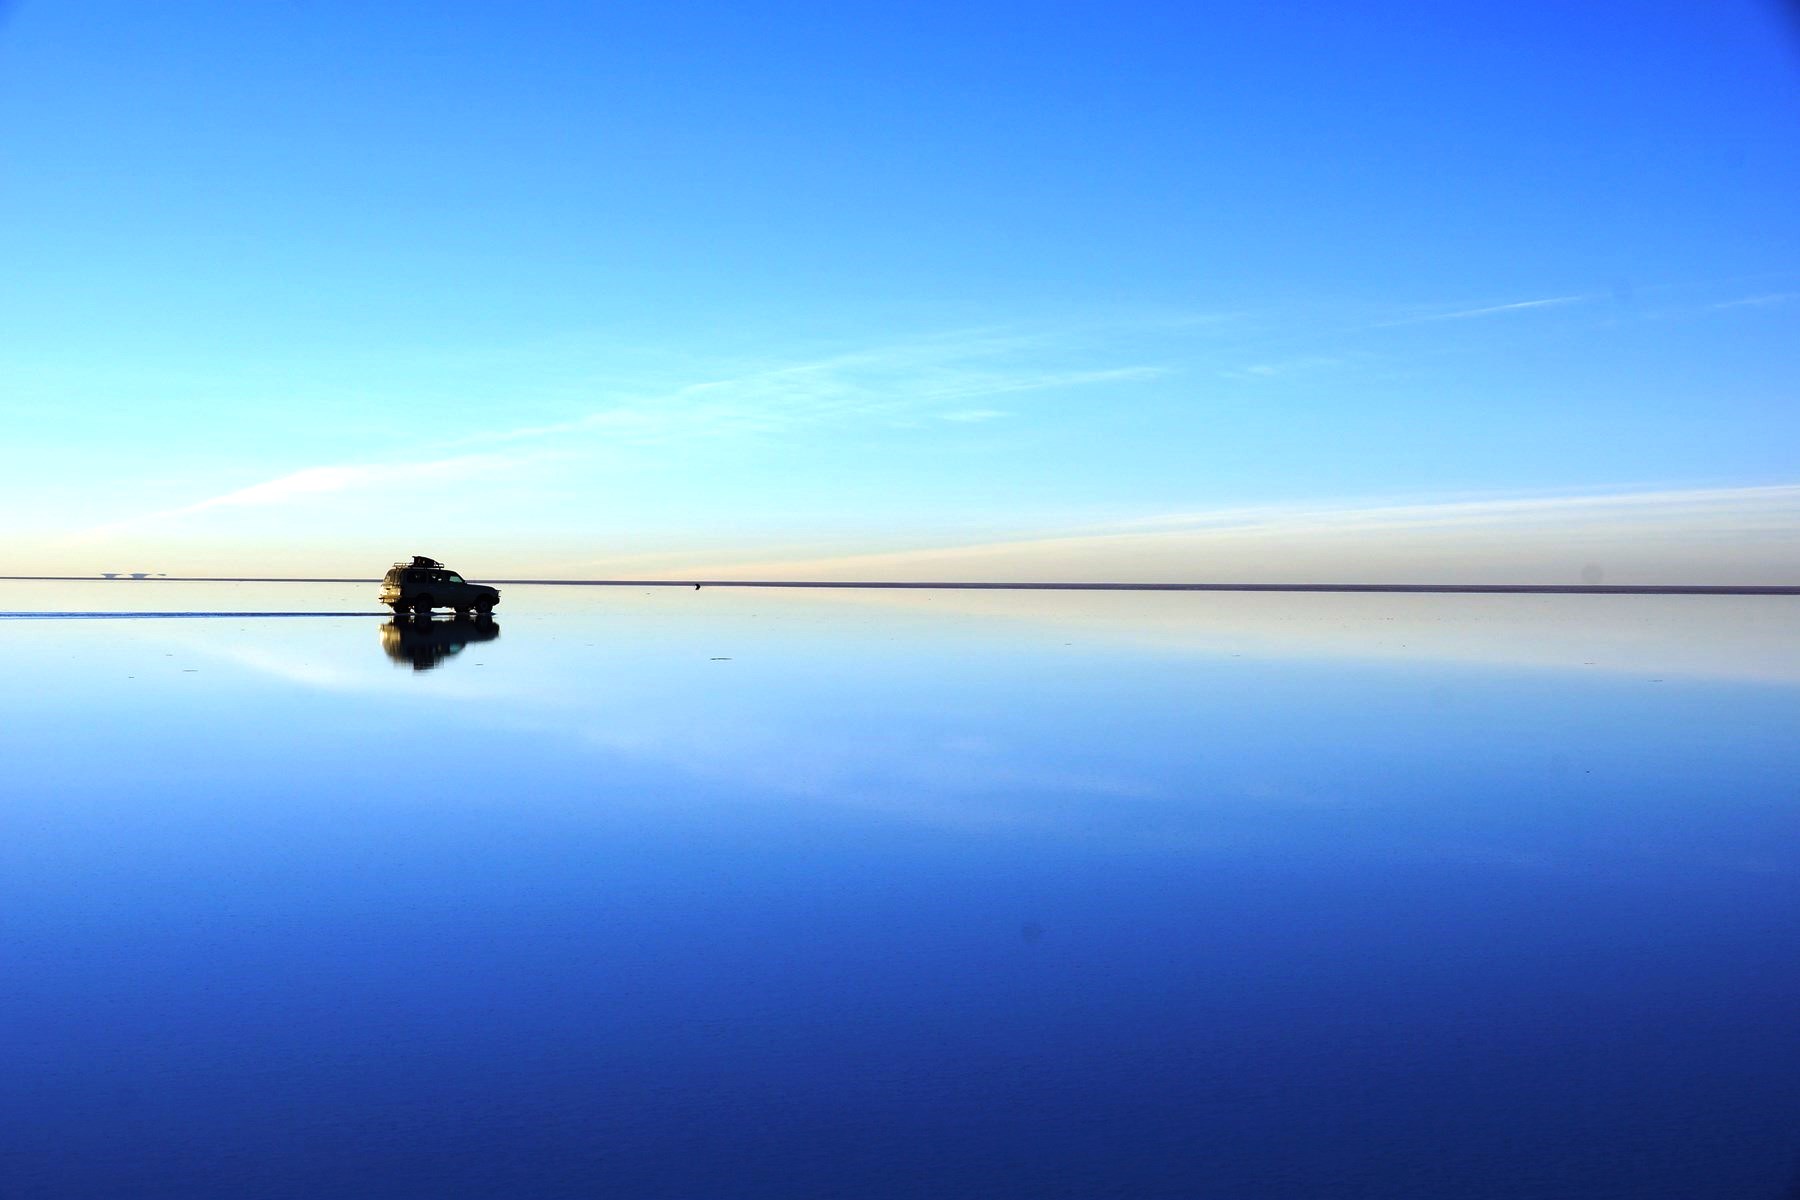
[[405, 555, 445, 569]]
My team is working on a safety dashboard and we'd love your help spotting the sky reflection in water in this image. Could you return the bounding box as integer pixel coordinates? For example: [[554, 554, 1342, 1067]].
[[3, 582, 1798, 1198]]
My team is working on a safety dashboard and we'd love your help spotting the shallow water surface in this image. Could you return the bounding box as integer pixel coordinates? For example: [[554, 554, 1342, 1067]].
[[3, 582, 1799, 1198]]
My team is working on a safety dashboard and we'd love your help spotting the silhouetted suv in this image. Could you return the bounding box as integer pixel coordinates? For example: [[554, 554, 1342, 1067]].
[[380, 556, 500, 614]]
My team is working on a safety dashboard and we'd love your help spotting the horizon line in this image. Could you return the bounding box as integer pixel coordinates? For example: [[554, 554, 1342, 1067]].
[[3, 576, 1797, 596]]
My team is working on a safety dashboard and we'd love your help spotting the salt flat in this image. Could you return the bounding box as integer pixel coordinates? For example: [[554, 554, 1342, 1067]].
[[3, 581, 1797, 1198]]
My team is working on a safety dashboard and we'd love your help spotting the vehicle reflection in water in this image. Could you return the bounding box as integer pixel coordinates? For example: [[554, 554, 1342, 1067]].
[[379, 613, 500, 671]]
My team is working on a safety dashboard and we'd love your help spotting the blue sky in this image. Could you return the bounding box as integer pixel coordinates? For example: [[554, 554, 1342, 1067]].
[[2, 0, 1797, 579]]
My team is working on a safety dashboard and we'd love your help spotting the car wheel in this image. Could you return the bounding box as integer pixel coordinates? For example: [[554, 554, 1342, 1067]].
[[476, 601, 494, 615], [414, 594, 434, 614]]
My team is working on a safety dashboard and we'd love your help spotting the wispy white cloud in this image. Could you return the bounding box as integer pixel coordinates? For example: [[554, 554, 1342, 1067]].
[[677, 483, 1800, 585], [1376, 294, 1589, 327], [1100, 483, 1800, 536], [83, 450, 539, 537], [451, 340, 1167, 450], [82, 330, 1165, 537], [1708, 291, 1798, 311], [1221, 355, 1345, 381]]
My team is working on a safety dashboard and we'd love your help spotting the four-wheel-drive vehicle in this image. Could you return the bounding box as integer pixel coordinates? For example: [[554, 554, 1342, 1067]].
[[380, 556, 500, 614]]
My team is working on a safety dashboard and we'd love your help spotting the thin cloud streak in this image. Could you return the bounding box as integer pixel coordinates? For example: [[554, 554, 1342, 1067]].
[[680, 483, 1800, 583], [1222, 355, 1345, 380], [80, 330, 1165, 538], [451, 342, 1166, 450], [1104, 483, 1800, 536], [1708, 292, 1798, 310], [1375, 294, 1590, 327], [82, 451, 540, 538]]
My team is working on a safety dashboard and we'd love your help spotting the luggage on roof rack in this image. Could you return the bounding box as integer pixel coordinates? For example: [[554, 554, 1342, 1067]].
[[411, 556, 445, 569]]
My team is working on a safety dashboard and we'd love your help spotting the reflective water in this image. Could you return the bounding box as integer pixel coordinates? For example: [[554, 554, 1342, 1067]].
[[3, 581, 1799, 1198]]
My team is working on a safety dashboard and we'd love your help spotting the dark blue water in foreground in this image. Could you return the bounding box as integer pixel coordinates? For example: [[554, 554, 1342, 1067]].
[[3, 583, 1799, 1198]]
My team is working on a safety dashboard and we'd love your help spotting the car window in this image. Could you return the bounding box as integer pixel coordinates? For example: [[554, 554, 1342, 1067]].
[[446, 574, 464, 584]]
